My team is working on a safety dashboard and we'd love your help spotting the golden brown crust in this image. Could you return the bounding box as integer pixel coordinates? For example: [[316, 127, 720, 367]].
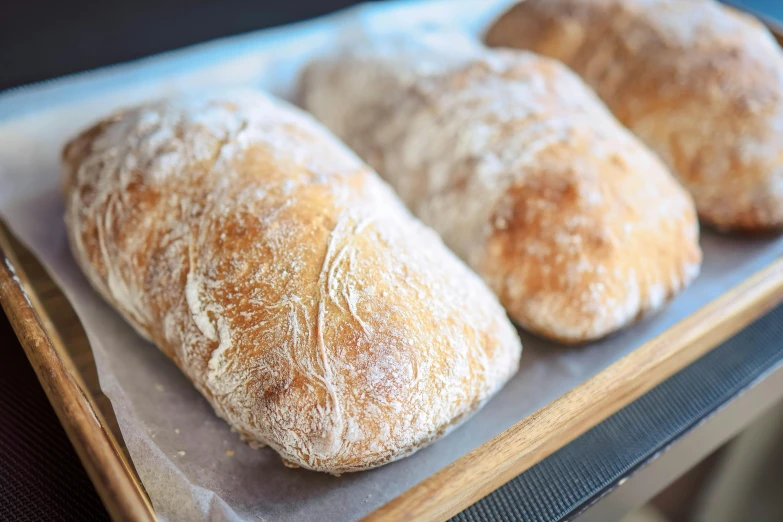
[[300, 36, 702, 343], [486, 0, 783, 231], [61, 90, 522, 473]]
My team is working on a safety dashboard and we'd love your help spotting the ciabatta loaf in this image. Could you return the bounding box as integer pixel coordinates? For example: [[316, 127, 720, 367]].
[[299, 35, 702, 343], [486, 0, 783, 231], [61, 90, 522, 473]]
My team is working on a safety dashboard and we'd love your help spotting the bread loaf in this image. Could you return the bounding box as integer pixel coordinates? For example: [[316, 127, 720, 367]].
[[486, 0, 783, 231], [61, 90, 522, 473], [299, 35, 702, 343]]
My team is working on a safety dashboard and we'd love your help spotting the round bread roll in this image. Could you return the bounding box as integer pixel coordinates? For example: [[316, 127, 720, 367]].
[[61, 90, 522, 474], [299, 35, 702, 343], [486, 0, 783, 231]]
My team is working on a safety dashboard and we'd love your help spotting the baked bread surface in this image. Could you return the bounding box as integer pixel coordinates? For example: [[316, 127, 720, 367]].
[[61, 90, 522, 473], [300, 36, 702, 342], [486, 0, 783, 231]]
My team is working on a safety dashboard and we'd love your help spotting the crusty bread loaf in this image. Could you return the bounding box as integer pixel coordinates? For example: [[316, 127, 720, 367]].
[[61, 90, 522, 474], [486, 0, 783, 231], [299, 35, 702, 343]]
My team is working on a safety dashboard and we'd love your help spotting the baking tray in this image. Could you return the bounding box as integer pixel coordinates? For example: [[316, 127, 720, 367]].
[[2, 3, 783, 522]]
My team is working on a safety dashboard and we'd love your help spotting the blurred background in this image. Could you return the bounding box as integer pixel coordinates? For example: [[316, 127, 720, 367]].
[[2, 1, 783, 521], [1, 0, 781, 92], [624, 401, 783, 522]]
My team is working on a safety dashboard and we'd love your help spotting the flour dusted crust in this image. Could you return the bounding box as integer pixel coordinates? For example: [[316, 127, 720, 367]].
[[486, 0, 783, 231], [299, 35, 702, 342], [61, 90, 522, 473]]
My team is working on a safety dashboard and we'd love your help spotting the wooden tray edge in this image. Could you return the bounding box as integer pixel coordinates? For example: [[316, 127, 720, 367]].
[[0, 224, 156, 522]]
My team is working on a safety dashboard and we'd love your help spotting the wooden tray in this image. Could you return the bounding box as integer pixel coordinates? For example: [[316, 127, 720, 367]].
[[2, 10, 783, 522]]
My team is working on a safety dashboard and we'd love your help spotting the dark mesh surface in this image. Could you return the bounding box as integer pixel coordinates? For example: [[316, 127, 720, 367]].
[[0, 312, 109, 522], [453, 303, 783, 522]]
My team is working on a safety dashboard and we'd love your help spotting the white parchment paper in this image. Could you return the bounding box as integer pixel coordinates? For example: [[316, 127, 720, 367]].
[[1, 1, 783, 520]]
